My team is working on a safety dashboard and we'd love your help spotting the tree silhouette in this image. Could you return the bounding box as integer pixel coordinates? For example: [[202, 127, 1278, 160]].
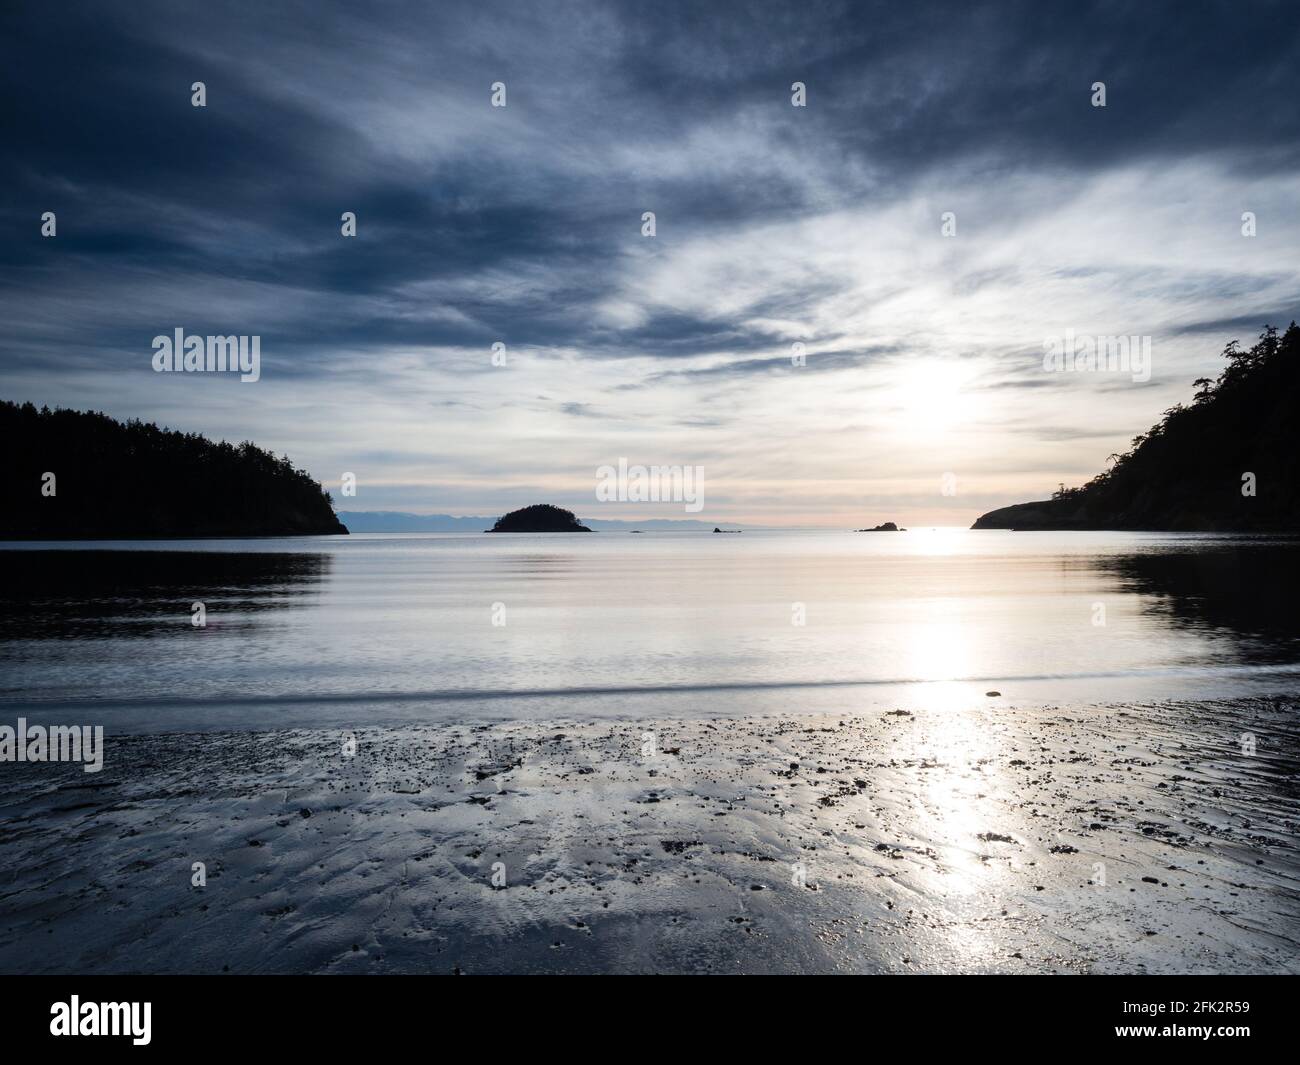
[[0, 401, 347, 538], [1022, 322, 1300, 529]]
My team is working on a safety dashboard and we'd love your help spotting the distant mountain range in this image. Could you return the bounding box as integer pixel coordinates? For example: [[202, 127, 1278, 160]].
[[337, 510, 727, 532], [973, 322, 1300, 531]]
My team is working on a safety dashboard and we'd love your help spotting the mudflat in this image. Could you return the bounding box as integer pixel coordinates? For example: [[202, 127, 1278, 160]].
[[1, 697, 1295, 974]]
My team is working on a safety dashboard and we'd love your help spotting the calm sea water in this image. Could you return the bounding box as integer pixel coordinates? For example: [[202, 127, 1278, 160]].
[[2, 530, 1298, 731]]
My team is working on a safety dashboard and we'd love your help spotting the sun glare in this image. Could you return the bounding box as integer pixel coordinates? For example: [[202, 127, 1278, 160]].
[[890, 358, 972, 435]]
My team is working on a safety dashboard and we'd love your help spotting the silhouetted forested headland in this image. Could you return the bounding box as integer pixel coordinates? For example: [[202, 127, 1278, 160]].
[[1, 401, 347, 538], [487, 504, 591, 532], [973, 323, 1300, 531]]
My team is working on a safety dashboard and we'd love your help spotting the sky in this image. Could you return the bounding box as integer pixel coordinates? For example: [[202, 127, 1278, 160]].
[[2, 0, 1298, 527]]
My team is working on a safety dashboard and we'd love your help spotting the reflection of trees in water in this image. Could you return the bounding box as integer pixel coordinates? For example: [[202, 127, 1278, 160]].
[[1098, 545, 1300, 661], [0, 551, 332, 639]]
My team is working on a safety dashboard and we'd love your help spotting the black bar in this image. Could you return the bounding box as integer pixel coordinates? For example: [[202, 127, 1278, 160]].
[[2, 974, 1289, 1051]]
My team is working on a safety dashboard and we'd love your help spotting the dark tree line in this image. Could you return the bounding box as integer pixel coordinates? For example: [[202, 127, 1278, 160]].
[[1, 401, 347, 538], [487, 504, 591, 532], [1045, 322, 1300, 529]]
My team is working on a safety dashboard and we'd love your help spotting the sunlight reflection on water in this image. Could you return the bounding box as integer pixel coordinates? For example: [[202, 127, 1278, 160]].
[[1, 530, 1297, 730]]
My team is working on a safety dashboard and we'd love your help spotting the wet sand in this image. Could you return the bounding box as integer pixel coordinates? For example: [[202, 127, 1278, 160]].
[[1, 696, 1297, 974]]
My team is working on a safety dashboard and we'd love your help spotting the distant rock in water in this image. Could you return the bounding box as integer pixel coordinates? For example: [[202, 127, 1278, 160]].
[[487, 504, 591, 532], [712, 527, 741, 533], [0, 400, 347, 539], [858, 522, 905, 532], [972, 322, 1300, 531]]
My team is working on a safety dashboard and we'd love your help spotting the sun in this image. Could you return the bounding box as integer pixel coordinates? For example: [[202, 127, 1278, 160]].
[[889, 357, 973, 435]]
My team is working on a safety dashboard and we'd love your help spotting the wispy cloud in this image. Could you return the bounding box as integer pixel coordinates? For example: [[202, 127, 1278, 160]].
[[1, 0, 1297, 524]]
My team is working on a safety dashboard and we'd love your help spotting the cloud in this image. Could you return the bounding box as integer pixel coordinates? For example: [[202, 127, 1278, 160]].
[[1, 0, 1298, 524]]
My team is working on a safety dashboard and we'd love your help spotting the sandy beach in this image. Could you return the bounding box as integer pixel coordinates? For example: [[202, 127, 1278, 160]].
[[1, 696, 1296, 975]]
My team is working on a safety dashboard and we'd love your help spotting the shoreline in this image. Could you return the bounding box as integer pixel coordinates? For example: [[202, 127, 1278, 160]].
[[1, 697, 1296, 974]]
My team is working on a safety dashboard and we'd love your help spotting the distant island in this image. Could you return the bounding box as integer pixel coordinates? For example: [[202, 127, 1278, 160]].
[[487, 504, 591, 532], [0, 400, 347, 538], [973, 323, 1300, 531], [858, 522, 905, 532], [337, 510, 721, 532]]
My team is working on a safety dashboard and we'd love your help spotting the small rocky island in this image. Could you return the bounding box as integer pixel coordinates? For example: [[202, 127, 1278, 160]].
[[487, 504, 592, 532], [857, 521, 905, 532]]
